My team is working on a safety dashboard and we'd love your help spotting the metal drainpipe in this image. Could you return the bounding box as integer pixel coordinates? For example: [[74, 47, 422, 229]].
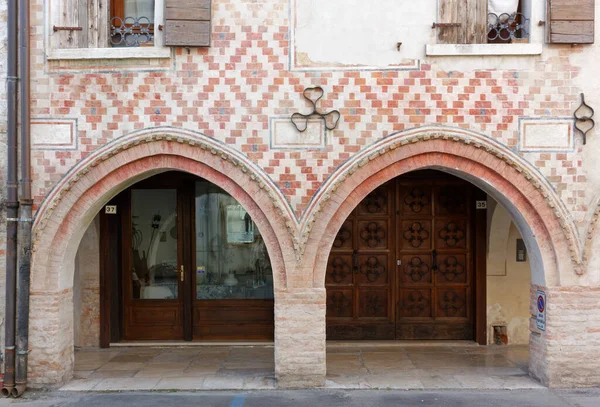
[[2, 0, 19, 398], [14, 0, 32, 397]]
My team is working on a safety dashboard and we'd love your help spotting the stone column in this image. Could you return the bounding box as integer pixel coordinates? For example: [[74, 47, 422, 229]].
[[532, 286, 600, 387], [28, 291, 75, 387], [274, 288, 326, 388]]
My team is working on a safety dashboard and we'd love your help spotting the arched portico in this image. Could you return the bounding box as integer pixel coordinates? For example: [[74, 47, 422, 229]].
[[26, 125, 598, 389], [298, 126, 586, 387], [28, 127, 297, 386]]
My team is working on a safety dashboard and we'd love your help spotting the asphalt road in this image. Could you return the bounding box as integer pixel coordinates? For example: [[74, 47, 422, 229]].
[[1, 389, 599, 407]]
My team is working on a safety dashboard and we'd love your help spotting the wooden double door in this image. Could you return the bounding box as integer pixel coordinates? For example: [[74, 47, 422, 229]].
[[326, 171, 484, 340], [100, 172, 274, 344]]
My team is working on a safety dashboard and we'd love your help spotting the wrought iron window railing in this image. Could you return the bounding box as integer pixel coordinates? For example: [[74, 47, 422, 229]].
[[110, 17, 154, 47], [487, 12, 530, 42]]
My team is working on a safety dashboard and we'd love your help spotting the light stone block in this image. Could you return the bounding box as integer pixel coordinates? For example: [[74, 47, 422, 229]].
[[270, 117, 326, 150], [519, 119, 574, 152], [32, 118, 78, 150]]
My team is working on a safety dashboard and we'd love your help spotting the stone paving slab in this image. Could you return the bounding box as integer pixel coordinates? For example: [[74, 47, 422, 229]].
[[61, 344, 539, 391]]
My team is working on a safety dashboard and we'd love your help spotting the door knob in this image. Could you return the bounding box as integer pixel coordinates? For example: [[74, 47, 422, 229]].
[[180, 265, 184, 282]]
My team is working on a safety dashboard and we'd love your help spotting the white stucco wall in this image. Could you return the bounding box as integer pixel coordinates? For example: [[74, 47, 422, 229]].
[[487, 203, 531, 345], [294, 0, 437, 67]]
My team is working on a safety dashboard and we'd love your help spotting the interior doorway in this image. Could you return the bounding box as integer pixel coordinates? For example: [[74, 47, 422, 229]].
[[325, 170, 486, 341], [99, 172, 275, 344]]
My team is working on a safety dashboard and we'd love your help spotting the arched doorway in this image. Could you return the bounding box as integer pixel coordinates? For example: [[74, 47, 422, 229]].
[[28, 128, 294, 387], [302, 126, 583, 387], [325, 170, 486, 341], [100, 171, 275, 343]]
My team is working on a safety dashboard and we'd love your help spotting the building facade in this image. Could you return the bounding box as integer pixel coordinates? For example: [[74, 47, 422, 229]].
[[1, 0, 600, 389]]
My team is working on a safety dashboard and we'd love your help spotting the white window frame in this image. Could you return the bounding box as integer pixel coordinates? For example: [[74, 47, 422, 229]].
[[45, 0, 171, 61], [426, 0, 544, 56]]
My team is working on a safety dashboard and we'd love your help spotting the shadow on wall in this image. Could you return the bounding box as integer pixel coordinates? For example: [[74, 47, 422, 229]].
[[73, 216, 101, 348], [486, 199, 531, 345]]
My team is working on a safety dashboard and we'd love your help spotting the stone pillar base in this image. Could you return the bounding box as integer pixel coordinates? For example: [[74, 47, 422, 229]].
[[277, 374, 325, 389], [274, 288, 326, 389]]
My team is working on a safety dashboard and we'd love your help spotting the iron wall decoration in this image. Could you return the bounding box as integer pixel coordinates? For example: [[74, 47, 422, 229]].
[[291, 87, 341, 133], [574, 93, 595, 145]]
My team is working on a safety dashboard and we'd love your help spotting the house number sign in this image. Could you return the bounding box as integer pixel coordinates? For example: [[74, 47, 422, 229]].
[[105, 205, 117, 215]]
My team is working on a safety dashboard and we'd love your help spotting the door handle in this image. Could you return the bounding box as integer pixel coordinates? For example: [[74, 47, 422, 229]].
[[180, 264, 184, 282]]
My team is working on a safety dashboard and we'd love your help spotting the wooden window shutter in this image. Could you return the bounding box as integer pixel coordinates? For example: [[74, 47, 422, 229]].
[[164, 0, 212, 47], [437, 0, 487, 44], [547, 0, 595, 44], [51, 0, 108, 49]]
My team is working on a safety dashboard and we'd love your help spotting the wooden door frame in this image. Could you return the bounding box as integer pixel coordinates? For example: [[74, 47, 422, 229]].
[[474, 189, 487, 345], [99, 194, 123, 348]]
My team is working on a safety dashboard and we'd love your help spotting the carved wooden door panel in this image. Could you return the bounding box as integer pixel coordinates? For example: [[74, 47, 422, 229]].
[[326, 182, 396, 339], [396, 177, 474, 340]]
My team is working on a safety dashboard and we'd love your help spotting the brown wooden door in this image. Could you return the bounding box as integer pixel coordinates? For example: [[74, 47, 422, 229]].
[[395, 176, 474, 339], [326, 172, 476, 340], [122, 177, 192, 341], [326, 182, 396, 339]]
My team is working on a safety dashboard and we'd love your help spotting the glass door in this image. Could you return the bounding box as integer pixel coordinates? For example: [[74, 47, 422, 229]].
[[192, 181, 275, 340], [118, 172, 274, 342], [122, 187, 185, 340]]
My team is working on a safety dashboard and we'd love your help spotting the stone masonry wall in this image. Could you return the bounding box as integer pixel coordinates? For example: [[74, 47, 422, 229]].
[[530, 285, 600, 387], [73, 218, 100, 348]]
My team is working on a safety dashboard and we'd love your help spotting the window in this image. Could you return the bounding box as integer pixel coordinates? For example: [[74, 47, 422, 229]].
[[110, 0, 156, 47], [50, 0, 160, 49], [435, 0, 530, 45], [487, 0, 529, 43], [47, 0, 211, 59]]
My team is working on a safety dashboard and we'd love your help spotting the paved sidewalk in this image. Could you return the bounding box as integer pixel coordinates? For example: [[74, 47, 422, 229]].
[[2, 389, 600, 407], [61, 343, 540, 391]]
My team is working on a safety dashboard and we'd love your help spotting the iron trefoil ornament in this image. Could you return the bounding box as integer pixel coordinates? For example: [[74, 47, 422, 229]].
[[291, 87, 340, 132], [574, 93, 595, 145]]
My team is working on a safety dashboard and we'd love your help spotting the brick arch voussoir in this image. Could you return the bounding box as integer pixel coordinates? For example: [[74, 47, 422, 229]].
[[32, 137, 294, 294], [303, 133, 580, 289]]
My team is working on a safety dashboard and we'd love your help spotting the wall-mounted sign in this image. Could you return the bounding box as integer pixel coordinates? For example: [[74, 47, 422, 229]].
[[476, 200, 487, 210], [105, 205, 117, 215], [536, 290, 546, 331]]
